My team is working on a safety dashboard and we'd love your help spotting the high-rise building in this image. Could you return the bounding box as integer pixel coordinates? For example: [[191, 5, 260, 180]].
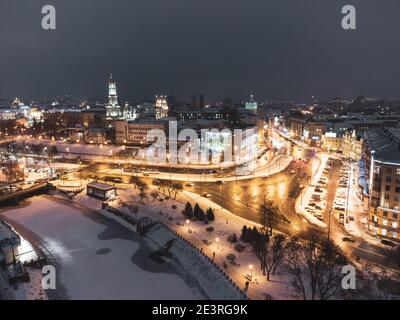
[[155, 95, 169, 119], [106, 73, 122, 118], [192, 94, 205, 110]]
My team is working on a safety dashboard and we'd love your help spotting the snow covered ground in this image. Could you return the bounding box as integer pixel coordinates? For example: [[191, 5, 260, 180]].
[[0, 195, 203, 300], [72, 184, 300, 300]]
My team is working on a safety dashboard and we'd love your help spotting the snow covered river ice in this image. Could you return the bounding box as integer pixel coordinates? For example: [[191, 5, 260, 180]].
[[0, 195, 203, 300]]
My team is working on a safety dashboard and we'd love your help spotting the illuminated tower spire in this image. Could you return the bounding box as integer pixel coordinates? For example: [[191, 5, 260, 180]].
[[106, 72, 121, 118]]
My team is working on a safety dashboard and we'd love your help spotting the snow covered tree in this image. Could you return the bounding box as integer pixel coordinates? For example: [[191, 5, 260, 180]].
[[206, 208, 215, 221], [193, 203, 201, 220], [183, 202, 193, 219], [240, 225, 249, 242]]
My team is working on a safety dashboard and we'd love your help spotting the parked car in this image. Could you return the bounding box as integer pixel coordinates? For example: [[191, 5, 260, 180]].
[[381, 239, 397, 247], [342, 236, 355, 243]]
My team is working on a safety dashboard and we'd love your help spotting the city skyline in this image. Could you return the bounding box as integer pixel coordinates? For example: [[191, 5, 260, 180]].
[[1, 1, 400, 304]]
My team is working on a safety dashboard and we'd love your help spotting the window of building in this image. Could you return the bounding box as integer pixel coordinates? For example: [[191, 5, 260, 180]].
[[397, 168, 400, 176], [383, 211, 388, 217], [393, 221, 398, 228], [374, 166, 381, 174], [382, 229, 387, 236], [383, 219, 388, 226], [385, 185, 391, 192], [393, 213, 398, 220], [372, 216, 378, 223], [386, 176, 392, 183], [385, 194, 390, 200], [392, 232, 398, 239]]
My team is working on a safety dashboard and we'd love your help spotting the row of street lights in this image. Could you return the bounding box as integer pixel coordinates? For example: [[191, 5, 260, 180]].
[[184, 220, 254, 281]]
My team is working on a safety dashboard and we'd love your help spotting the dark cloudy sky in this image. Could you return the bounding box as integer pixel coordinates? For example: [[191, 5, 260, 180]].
[[0, 1, 399, 103]]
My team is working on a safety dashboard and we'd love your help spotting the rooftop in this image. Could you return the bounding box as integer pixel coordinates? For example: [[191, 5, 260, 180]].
[[365, 128, 400, 164], [87, 182, 116, 191]]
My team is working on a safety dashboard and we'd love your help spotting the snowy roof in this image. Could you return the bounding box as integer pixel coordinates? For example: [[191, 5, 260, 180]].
[[87, 182, 116, 191]]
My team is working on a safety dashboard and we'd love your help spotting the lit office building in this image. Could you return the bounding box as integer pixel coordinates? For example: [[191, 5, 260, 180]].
[[155, 95, 169, 119]]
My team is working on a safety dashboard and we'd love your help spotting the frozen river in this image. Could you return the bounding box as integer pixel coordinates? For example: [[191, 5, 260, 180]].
[[0, 195, 203, 300]]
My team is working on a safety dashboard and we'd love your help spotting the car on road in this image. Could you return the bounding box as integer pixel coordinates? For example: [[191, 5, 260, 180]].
[[216, 180, 226, 185], [315, 213, 324, 221], [299, 184, 305, 189], [202, 193, 212, 198], [334, 206, 345, 212], [185, 182, 194, 187], [290, 170, 296, 174], [381, 239, 397, 247], [348, 216, 355, 221], [342, 236, 355, 243]]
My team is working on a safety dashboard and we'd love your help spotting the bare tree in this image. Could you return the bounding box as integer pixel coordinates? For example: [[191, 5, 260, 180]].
[[137, 180, 148, 203], [252, 228, 269, 275], [315, 238, 347, 300], [252, 231, 287, 281], [172, 182, 183, 200], [150, 190, 159, 202], [271, 234, 287, 276], [286, 234, 347, 300]]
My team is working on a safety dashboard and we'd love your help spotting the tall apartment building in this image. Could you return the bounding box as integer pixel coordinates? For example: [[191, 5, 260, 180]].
[[365, 128, 400, 243]]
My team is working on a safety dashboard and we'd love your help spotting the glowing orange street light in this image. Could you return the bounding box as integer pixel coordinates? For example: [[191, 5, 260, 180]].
[[216, 237, 220, 249]]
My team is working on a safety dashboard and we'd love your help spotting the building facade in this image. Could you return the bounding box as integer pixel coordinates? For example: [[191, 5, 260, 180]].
[[114, 119, 168, 146], [365, 129, 400, 243], [155, 95, 169, 119]]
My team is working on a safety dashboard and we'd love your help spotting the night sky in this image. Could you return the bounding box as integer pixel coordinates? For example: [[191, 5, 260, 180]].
[[0, 0, 399, 102]]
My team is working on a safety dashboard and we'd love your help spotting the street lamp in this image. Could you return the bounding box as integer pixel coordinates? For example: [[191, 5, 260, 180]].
[[186, 219, 190, 232], [216, 237, 220, 249], [249, 264, 253, 278]]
